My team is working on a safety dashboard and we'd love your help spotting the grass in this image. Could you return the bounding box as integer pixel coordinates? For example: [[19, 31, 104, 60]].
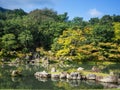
[[49, 60, 120, 77], [80, 71, 109, 76]]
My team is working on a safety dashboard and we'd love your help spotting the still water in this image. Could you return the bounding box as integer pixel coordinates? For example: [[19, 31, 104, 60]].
[[0, 64, 118, 89]]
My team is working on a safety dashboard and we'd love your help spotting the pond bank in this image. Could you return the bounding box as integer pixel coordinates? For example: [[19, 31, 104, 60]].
[[0, 64, 120, 89], [34, 70, 119, 82], [34, 70, 120, 89]]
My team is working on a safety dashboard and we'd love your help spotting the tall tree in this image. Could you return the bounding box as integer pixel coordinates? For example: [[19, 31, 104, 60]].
[[91, 25, 114, 43], [89, 17, 99, 25], [1, 34, 17, 51], [113, 22, 120, 43], [100, 15, 113, 25], [18, 30, 33, 52]]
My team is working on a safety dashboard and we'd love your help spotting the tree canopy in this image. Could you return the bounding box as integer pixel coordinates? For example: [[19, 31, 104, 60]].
[[0, 7, 120, 62]]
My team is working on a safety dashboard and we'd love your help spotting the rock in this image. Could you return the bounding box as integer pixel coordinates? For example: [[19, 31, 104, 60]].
[[96, 75, 118, 83], [70, 72, 79, 77], [34, 71, 50, 78], [60, 72, 67, 79], [51, 74, 60, 78], [70, 72, 80, 80], [34, 72, 41, 76], [96, 76, 103, 81], [77, 74, 81, 79], [92, 66, 101, 72], [11, 70, 21, 77], [66, 73, 72, 79], [86, 74, 96, 80], [118, 78, 120, 84], [81, 75, 86, 80], [77, 67, 84, 71], [51, 67, 56, 73], [72, 76, 77, 80]]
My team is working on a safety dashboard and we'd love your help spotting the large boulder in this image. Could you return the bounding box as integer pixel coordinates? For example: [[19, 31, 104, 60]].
[[86, 74, 96, 80], [118, 78, 120, 84], [81, 75, 86, 80], [96, 75, 118, 83], [51, 74, 60, 78], [60, 72, 67, 79], [34, 71, 50, 78], [70, 72, 81, 80], [66, 73, 72, 79], [77, 74, 81, 79]]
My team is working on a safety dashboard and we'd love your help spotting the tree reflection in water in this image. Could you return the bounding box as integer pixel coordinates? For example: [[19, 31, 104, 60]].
[[0, 65, 119, 89]]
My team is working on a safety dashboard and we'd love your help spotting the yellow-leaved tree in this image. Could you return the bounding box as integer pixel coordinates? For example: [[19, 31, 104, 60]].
[[51, 29, 86, 61]]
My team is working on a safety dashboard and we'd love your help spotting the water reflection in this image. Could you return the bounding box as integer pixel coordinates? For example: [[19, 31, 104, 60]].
[[0, 64, 119, 89], [35, 76, 103, 89], [100, 82, 118, 89]]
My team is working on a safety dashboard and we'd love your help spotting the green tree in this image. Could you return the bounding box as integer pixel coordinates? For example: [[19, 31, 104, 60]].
[[113, 22, 120, 43], [52, 29, 86, 59], [1, 34, 17, 51], [89, 17, 99, 25], [91, 25, 114, 43], [58, 12, 69, 22], [100, 15, 113, 25], [70, 17, 87, 29], [18, 30, 33, 52], [113, 15, 120, 22], [0, 20, 4, 37]]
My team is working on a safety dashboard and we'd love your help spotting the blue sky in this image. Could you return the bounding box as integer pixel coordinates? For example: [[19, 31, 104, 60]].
[[0, 0, 120, 20]]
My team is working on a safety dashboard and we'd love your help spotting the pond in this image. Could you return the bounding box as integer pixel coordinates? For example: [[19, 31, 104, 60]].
[[0, 64, 119, 89]]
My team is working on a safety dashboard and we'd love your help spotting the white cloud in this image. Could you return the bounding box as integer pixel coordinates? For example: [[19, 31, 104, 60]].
[[88, 8, 102, 17]]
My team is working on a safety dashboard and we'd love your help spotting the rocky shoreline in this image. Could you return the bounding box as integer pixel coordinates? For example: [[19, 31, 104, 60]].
[[34, 70, 120, 89], [34, 71, 119, 83]]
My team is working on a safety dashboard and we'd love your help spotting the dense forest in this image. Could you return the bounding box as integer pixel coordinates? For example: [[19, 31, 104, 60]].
[[0, 7, 120, 63]]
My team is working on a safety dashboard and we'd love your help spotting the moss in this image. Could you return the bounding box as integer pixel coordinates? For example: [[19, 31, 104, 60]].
[[66, 68, 77, 73], [50, 72, 61, 74], [80, 70, 109, 76]]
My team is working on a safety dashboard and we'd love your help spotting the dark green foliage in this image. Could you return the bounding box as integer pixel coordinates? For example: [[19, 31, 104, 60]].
[[1, 34, 17, 50], [113, 15, 120, 22], [18, 30, 33, 52], [0, 7, 120, 62], [100, 15, 113, 25], [91, 25, 114, 43], [89, 17, 99, 25]]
